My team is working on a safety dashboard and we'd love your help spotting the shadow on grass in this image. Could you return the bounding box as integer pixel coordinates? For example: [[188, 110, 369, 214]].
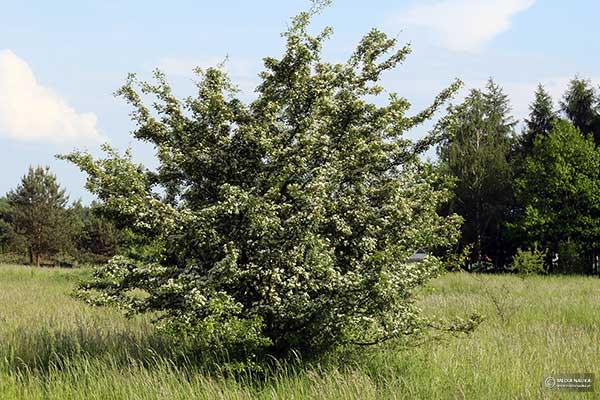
[[3, 324, 178, 374], [1, 322, 323, 388]]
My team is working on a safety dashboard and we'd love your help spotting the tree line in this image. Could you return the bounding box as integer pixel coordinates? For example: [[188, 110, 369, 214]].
[[439, 77, 600, 274], [0, 166, 124, 266]]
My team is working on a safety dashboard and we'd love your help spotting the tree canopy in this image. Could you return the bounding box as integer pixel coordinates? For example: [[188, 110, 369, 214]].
[[437, 80, 515, 267], [511, 120, 600, 273], [62, 6, 464, 357], [7, 166, 72, 265], [520, 84, 556, 155], [561, 77, 600, 145]]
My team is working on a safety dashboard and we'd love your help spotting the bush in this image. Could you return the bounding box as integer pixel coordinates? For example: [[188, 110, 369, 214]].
[[508, 245, 547, 277], [63, 4, 462, 359], [0, 252, 28, 265]]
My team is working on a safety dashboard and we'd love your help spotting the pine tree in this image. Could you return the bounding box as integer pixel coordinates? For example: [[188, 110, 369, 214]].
[[521, 84, 556, 154], [561, 77, 600, 145], [7, 166, 72, 266]]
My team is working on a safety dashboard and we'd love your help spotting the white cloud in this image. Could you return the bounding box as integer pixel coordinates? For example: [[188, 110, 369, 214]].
[[0, 49, 105, 144], [395, 0, 535, 52]]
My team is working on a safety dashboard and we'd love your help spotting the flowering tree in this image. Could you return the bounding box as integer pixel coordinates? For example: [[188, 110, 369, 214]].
[[62, 5, 462, 357]]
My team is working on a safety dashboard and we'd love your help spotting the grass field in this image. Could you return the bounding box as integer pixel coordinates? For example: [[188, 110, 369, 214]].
[[0, 264, 598, 399]]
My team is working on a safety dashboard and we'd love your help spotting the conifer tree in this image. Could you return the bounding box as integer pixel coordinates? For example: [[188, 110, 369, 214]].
[[561, 77, 600, 145], [521, 84, 556, 154], [438, 79, 516, 267], [7, 166, 72, 265]]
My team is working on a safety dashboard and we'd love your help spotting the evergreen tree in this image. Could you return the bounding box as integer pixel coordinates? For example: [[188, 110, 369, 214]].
[[560, 77, 600, 145], [7, 166, 72, 266], [438, 79, 516, 267], [521, 84, 556, 154]]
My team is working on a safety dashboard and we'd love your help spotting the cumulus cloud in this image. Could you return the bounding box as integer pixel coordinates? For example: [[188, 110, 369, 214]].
[[0, 49, 105, 144], [395, 0, 535, 52]]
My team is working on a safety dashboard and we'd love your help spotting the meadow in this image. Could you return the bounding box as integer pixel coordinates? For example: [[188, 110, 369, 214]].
[[0, 264, 598, 399]]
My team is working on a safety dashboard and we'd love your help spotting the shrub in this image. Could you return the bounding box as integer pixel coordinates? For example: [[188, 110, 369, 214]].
[[508, 245, 547, 277], [62, 3, 462, 359]]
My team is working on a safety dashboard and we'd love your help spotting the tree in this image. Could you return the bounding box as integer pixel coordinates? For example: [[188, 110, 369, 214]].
[[560, 77, 600, 145], [76, 201, 124, 263], [520, 84, 556, 155], [0, 198, 12, 251], [438, 80, 516, 267], [511, 120, 600, 273], [0, 197, 27, 257], [7, 166, 72, 266], [61, 4, 464, 358], [511, 121, 600, 272]]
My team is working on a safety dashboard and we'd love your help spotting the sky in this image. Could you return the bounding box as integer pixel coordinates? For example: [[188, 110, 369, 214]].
[[1, 0, 600, 203]]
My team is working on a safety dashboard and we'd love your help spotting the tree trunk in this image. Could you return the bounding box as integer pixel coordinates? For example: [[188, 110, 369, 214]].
[[475, 201, 482, 263], [29, 247, 34, 265]]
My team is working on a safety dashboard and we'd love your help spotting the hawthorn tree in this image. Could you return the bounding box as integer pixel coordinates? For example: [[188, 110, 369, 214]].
[[62, 5, 464, 357]]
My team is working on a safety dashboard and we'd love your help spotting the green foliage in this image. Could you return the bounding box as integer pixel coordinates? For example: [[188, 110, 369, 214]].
[[511, 120, 600, 273], [560, 77, 600, 145], [6, 166, 74, 265], [0, 219, 14, 252], [508, 245, 547, 277], [61, 6, 462, 358], [443, 243, 473, 272], [556, 239, 587, 274], [520, 84, 556, 155], [437, 80, 516, 266], [72, 202, 124, 264], [0, 197, 22, 255]]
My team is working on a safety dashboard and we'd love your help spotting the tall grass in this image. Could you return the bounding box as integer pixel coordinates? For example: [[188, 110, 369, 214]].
[[0, 264, 598, 399]]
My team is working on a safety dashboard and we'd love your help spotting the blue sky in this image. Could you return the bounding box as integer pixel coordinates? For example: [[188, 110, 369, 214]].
[[1, 0, 599, 202]]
